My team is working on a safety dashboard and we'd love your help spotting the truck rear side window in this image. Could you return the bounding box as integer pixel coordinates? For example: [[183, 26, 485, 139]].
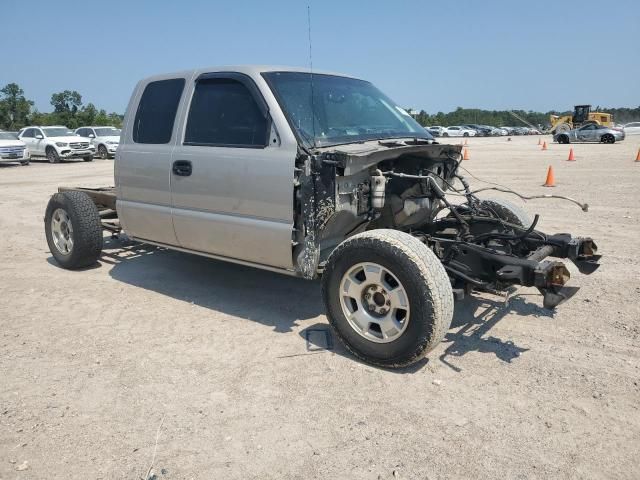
[[184, 78, 268, 147], [133, 78, 185, 144]]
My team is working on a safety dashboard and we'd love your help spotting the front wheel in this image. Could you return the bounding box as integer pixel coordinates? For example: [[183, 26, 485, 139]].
[[47, 147, 60, 163], [442, 132, 449, 137], [463, 132, 469, 137], [481, 197, 531, 227], [98, 145, 109, 159], [20, 160, 30, 166], [83, 155, 94, 162], [45, 191, 103, 269], [322, 230, 454, 368]]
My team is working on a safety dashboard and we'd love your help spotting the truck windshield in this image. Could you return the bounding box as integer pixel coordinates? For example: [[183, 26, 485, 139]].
[[263, 72, 432, 148]]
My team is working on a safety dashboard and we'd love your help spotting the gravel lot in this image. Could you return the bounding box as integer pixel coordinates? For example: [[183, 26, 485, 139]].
[[1, 135, 639, 480]]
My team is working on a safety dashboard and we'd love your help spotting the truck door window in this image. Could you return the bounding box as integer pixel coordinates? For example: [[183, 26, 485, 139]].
[[133, 78, 185, 144], [184, 78, 268, 148]]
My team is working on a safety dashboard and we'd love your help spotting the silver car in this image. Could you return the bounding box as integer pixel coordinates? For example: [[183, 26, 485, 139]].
[[555, 123, 625, 144]]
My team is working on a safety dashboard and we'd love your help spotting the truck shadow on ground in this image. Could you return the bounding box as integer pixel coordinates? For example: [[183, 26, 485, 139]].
[[99, 237, 551, 371], [437, 293, 553, 372], [102, 238, 324, 333]]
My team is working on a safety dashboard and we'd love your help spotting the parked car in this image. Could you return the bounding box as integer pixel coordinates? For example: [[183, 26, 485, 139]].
[[462, 124, 492, 137], [427, 126, 445, 137], [0, 130, 30, 165], [18, 126, 95, 163], [512, 127, 529, 135], [442, 126, 476, 137], [554, 123, 625, 144], [42, 65, 601, 368], [623, 122, 640, 135], [75, 126, 121, 159]]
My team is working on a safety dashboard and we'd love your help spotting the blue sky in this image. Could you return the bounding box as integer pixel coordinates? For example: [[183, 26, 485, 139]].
[[2, 0, 638, 114]]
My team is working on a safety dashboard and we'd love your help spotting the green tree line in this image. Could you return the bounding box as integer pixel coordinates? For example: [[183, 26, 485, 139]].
[[0, 83, 123, 131], [409, 106, 640, 128]]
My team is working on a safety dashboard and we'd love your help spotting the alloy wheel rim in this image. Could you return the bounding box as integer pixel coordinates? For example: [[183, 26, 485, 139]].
[[339, 262, 410, 343], [51, 208, 74, 255]]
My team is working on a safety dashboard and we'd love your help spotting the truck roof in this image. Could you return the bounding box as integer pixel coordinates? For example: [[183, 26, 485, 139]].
[[139, 65, 359, 83]]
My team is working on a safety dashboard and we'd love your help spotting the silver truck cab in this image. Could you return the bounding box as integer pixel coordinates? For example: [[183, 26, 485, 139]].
[[116, 66, 300, 270]]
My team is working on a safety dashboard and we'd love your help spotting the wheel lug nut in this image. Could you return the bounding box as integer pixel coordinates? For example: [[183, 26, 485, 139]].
[[386, 300, 391, 306]]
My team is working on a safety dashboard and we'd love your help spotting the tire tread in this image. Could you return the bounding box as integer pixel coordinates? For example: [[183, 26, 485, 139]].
[[45, 191, 103, 269]]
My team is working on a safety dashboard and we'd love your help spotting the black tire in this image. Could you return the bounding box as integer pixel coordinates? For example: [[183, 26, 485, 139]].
[[557, 134, 569, 144], [46, 147, 60, 163], [98, 145, 109, 159], [20, 160, 30, 166], [83, 155, 94, 162], [481, 197, 532, 228], [322, 229, 454, 368], [442, 132, 449, 137], [601, 134, 615, 144], [44, 191, 103, 269], [463, 132, 469, 137]]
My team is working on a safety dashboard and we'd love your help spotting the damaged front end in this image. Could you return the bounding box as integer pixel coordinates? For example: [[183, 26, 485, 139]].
[[293, 139, 600, 309]]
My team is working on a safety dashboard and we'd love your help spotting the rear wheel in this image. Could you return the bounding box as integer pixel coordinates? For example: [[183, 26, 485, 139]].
[[322, 230, 453, 368], [443, 132, 449, 137], [46, 147, 60, 163], [463, 132, 469, 137], [45, 191, 103, 269], [20, 160, 30, 166], [601, 134, 615, 144], [557, 134, 569, 144]]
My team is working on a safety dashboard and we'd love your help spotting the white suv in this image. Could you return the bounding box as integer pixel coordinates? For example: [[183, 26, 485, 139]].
[[0, 130, 30, 165], [18, 126, 95, 163], [75, 126, 121, 159]]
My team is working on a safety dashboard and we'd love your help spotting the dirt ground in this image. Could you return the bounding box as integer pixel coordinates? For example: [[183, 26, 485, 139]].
[[1, 135, 639, 480]]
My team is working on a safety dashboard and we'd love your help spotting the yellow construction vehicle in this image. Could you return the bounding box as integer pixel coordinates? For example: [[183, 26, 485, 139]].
[[550, 105, 614, 134]]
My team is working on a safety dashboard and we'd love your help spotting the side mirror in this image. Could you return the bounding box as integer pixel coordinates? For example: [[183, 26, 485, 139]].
[[35, 134, 44, 139], [88, 134, 95, 138]]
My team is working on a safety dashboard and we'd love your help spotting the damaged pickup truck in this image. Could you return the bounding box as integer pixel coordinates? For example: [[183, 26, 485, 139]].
[[44, 66, 600, 368]]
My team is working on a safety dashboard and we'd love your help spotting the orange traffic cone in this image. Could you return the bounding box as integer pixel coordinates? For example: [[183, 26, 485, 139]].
[[567, 148, 575, 161], [543, 166, 555, 187], [541, 141, 548, 151], [537, 138, 541, 146], [635, 148, 640, 162], [463, 148, 470, 160]]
